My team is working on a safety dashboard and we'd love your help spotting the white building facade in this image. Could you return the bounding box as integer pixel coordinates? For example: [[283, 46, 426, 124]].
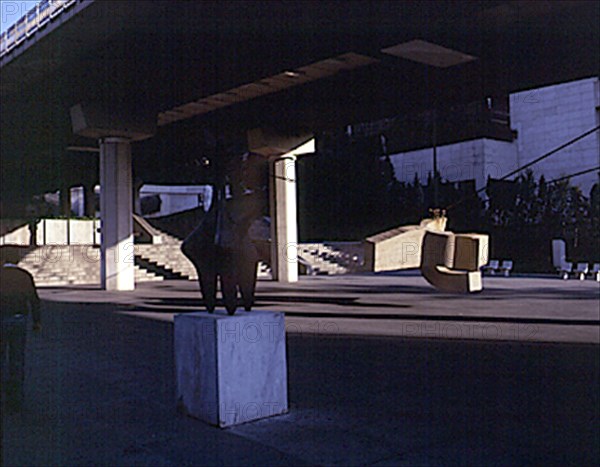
[[510, 77, 599, 193], [390, 77, 600, 195], [139, 185, 213, 218]]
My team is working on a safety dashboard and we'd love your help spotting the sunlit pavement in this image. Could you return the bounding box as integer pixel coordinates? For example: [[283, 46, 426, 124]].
[[3, 274, 599, 465], [39, 273, 600, 344]]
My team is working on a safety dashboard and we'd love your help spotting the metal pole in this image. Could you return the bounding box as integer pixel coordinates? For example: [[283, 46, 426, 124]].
[[432, 108, 438, 206]]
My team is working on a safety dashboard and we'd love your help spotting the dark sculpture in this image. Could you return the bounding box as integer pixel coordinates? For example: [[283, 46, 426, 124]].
[[181, 151, 268, 315]]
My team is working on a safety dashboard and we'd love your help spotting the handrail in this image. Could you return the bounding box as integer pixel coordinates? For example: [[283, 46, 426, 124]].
[[0, 0, 79, 60]]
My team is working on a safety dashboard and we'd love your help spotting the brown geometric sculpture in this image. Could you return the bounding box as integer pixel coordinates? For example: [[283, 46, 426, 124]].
[[364, 214, 447, 272], [420, 230, 488, 293], [364, 210, 489, 293]]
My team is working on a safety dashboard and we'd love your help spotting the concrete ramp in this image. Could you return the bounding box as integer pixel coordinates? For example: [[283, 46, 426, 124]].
[[364, 216, 447, 272]]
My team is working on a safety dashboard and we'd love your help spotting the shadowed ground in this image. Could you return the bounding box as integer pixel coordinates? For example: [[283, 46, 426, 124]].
[[2, 274, 599, 465]]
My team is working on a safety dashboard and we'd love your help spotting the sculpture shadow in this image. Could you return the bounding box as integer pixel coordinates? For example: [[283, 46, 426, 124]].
[[123, 295, 412, 314]]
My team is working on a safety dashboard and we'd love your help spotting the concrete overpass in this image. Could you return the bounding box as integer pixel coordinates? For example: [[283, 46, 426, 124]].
[[1, 0, 599, 289]]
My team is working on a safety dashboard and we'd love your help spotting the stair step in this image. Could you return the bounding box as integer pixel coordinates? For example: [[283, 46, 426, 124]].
[[297, 242, 364, 276]]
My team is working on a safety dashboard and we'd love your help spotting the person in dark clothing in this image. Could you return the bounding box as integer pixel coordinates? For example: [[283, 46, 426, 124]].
[[1, 252, 41, 411]]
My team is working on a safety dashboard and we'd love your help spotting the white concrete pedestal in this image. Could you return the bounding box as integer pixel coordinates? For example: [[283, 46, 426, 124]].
[[174, 311, 288, 427]]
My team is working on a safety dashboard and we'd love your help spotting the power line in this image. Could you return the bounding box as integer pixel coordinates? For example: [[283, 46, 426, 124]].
[[496, 125, 600, 183], [445, 125, 600, 211], [546, 166, 600, 185]]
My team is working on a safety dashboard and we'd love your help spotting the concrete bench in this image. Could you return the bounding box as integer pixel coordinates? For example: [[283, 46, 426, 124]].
[[575, 262, 589, 281], [592, 263, 600, 282], [482, 259, 499, 275], [558, 263, 573, 280], [499, 260, 513, 277], [552, 239, 573, 280]]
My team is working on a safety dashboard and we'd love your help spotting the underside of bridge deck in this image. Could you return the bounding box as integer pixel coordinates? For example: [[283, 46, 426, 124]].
[[1, 0, 598, 197]]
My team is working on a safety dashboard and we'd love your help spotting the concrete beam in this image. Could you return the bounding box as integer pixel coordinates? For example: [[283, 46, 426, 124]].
[[70, 102, 156, 142], [247, 128, 313, 158]]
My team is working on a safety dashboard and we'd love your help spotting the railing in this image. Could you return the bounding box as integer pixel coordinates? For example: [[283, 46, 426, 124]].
[[0, 0, 79, 59]]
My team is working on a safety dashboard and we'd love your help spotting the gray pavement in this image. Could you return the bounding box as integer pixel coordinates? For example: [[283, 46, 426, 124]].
[[2, 274, 599, 465]]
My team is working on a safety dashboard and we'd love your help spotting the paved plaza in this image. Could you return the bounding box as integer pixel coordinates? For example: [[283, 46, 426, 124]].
[[38, 273, 600, 344], [2, 274, 599, 465]]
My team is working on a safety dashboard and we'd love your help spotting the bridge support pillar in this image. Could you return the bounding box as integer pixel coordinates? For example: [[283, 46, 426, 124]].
[[99, 137, 135, 291], [269, 155, 299, 283], [59, 182, 71, 217], [263, 137, 315, 283], [70, 101, 156, 291], [84, 183, 96, 217], [247, 129, 314, 283]]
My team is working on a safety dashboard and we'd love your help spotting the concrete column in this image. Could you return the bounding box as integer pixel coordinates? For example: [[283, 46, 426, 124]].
[[247, 129, 314, 283], [269, 155, 298, 283], [133, 177, 143, 215], [84, 183, 96, 218], [99, 137, 134, 291], [59, 183, 71, 217]]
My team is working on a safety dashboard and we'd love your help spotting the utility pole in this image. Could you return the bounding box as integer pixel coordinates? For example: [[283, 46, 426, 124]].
[[432, 108, 439, 207]]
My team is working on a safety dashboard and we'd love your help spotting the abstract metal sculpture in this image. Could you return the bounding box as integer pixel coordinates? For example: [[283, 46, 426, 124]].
[[181, 151, 267, 315]]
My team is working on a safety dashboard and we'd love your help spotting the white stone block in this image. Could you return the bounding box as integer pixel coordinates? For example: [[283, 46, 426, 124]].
[[94, 219, 101, 245], [36, 220, 45, 245], [45, 219, 68, 244], [69, 219, 95, 244], [175, 311, 288, 427]]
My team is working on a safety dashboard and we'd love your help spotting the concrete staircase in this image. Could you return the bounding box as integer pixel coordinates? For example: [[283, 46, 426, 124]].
[[9, 221, 276, 286], [17, 245, 162, 287], [135, 228, 273, 281], [298, 242, 365, 275], [135, 230, 198, 280], [258, 261, 272, 279], [11, 233, 361, 285]]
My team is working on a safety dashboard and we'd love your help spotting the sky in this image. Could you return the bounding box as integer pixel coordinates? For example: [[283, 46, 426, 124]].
[[1, 0, 39, 34]]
